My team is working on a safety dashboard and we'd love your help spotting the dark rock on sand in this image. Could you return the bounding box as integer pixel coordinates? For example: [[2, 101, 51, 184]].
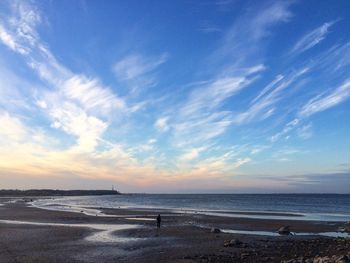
[[210, 227, 221, 233], [278, 226, 291, 235]]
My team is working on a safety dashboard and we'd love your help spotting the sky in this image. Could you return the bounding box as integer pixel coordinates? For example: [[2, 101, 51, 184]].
[[0, 0, 350, 193]]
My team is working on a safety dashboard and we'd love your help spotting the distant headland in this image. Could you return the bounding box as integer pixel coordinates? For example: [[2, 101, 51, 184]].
[[0, 189, 120, 196]]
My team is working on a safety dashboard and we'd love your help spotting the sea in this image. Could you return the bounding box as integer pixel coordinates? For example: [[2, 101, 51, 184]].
[[32, 194, 350, 222]]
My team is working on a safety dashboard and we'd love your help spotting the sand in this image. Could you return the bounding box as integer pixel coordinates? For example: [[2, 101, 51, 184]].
[[0, 197, 349, 263]]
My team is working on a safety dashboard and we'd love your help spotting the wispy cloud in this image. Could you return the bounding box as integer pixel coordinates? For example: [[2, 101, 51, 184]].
[[62, 75, 125, 115], [172, 65, 264, 147], [0, 0, 128, 155], [270, 118, 299, 142], [291, 21, 336, 54], [250, 145, 270, 155], [187, 1, 297, 139], [213, 1, 293, 66], [179, 147, 207, 162], [113, 53, 168, 81], [299, 79, 350, 117], [248, 1, 293, 40], [0, 1, 126, 115], [181, 67, 263, 116], [268, 78, 350, 143], [234, 68, 309, 125], [268, 40, 350, 143], [112, 53, 168, 95], [0, 24, 27, 54], [180, 154, 251, 179], [297, 123, 313, 139], [48, 102, 108, 152], [152, 1, 296, 175], [0, 1, 41, 55], [154, 117, 170, 132], [314, 41, 350, 73]]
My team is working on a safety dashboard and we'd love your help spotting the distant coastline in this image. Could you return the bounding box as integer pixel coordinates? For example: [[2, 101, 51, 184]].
[[0, 189, 120, 196]]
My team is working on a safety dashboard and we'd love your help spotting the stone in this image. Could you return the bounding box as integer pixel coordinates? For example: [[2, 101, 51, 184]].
[[211, 227, 221, 233], [278, 226, 291, 235], [223, 240, 230, 247]]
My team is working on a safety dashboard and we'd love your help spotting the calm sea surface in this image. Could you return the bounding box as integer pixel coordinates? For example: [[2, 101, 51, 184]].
[[33, 194, 350, 222]]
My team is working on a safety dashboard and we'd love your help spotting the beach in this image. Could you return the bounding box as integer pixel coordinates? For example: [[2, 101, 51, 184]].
[[0, 197, 349, 262]]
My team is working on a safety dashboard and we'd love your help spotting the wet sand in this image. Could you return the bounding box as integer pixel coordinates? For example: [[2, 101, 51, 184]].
[[0, 198, 349, 262]]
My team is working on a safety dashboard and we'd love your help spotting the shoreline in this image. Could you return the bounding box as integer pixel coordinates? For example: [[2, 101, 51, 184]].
[[0, 197, 349, 262], [9, 196, 350, 236], [31, 196, 350, 222]]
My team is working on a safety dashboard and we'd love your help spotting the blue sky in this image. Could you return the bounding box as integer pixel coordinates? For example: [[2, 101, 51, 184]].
[[0, 0, 350, 193]]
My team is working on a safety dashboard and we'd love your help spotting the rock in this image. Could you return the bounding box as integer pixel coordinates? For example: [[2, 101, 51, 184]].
[[223, 239, 242, 247], [278, 226, 291, 235], [223, 240, 230, 247], [211, 227, 221, 233]]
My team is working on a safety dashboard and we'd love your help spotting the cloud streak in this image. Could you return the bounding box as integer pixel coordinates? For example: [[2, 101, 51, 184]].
[[299, 79, 350, 117], [172, 65, 264, 146], [291, 21, 336, 54], [234, 68, 309, 125], [113, 53, 168, 81]]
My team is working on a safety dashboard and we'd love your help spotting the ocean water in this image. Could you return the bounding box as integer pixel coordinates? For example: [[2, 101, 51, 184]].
[[33, 194, 350, 222]]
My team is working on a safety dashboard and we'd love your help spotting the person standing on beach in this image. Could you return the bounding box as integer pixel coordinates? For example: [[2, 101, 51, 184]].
[[156, 214, 161, 228]]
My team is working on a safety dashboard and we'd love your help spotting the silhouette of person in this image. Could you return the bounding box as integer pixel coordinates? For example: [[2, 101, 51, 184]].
[[156, 214, 161, 228]]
